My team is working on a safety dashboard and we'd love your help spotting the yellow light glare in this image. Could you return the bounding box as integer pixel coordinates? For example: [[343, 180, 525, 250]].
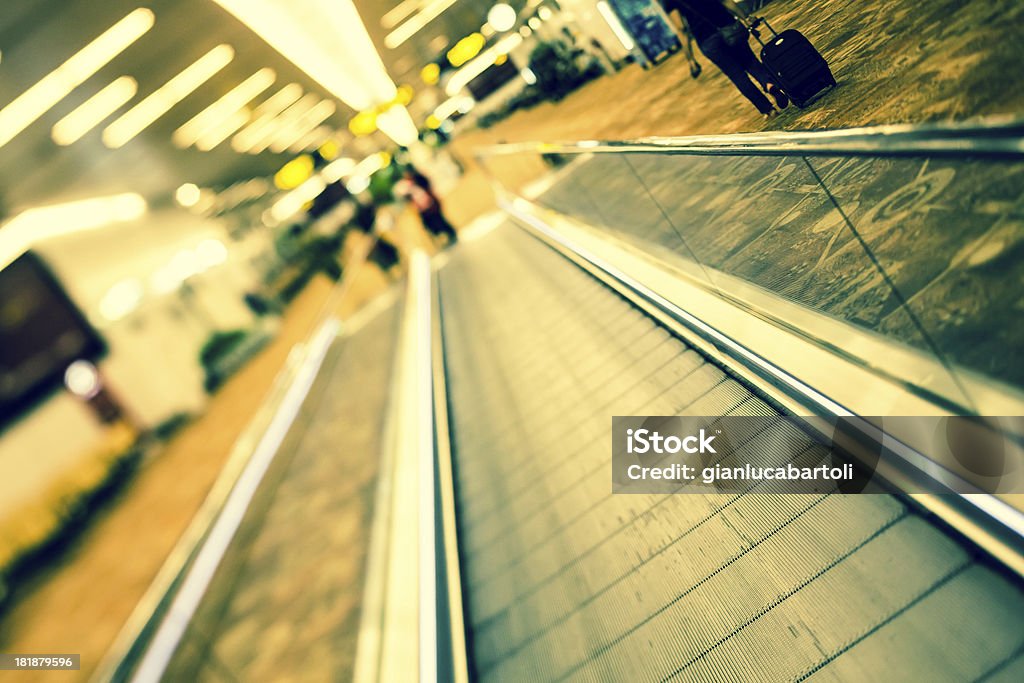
[[420, 63, 440, 85], [487, 4, 517, 32], [51, 76, 138, 145], [175, 182, 201, 207], [386, 0, 461, 49], [210, 0, 393, 110], [447, 33, 485, 67], [290, 126, 332, 154], [99, 278, 144, 322], [395, 84, 415, 105], [322, 157, 356, 183], [247, 93, 319, 154], [231, 83, 303, 152], [65, 359, 102, 396], [196, 239, 228, 267], [375, 105, 418, 147], [195, 109, 251, 151], [381, 0, 421, 30], [318, 139, 340, 160], [0, 193, 147, 269], [274, 155, 315, 190], [270, 175, 326, 222], [269, 100, 336, 153], [348, 109, 378, 137], [445, 33, 522, 95], [0, 8, 154, 149], [103, 44, 235, 148], [433, 94, 473, 120], [172, 68, 275, 148]]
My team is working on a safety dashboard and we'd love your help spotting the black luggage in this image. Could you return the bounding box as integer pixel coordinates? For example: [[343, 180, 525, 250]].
[[751, 18, 835, 108]]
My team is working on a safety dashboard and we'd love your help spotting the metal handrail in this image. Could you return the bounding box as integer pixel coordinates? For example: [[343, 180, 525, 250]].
[[499, 193, 1024, 579], [94, 235, 381, 682], [352, 250, 470, 683], [474, 116, 1024, 159]]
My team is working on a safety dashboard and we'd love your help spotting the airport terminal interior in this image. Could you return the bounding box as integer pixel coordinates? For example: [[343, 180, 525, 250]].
[[1, 0, 1023, 681]]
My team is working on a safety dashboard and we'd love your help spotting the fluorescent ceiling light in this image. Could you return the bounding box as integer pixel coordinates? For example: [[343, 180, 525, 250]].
[[231, 83, 303, 152], [322, 157, 356, 183], [375, 105, 418, 147], [173, 68, 275, 148], [0, 193, 147, 269], [247, 93, 320, 154], [269, 100, 336, 153], [175, 183, 201, 207], [289, 126, 333, 154], [102, 44, 234, 148], [433, 95, 474, 121], [196, 109, 251, 151], [446, 33, 523, 95], [381, 0, 422, 29], [211, 1, 413, 145], [270, 176, 327, 223], [0, 8, 154, 148], [210, 0, 392, 110], [487, 4, 517, 33], [51, 76, 138, 145], [386, 0, 463, 49]]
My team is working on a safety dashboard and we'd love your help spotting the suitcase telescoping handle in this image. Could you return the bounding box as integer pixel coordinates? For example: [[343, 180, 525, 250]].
[[748, 16, 779, 47]]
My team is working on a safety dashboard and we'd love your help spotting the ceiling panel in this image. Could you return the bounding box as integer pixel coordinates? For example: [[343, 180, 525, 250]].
[[0, 0, 356, 216]]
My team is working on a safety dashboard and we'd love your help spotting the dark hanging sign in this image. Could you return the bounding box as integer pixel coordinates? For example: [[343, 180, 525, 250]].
[[0, 251, 106, 423]]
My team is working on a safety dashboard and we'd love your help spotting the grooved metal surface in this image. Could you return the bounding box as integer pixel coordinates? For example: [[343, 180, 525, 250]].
[[439, 223, 1024, 682]]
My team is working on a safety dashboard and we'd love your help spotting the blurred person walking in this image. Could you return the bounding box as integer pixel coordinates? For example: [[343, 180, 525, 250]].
[[662, 0, 788, 117], [350, 194, 402, 276], [394, 166, 458, 245]]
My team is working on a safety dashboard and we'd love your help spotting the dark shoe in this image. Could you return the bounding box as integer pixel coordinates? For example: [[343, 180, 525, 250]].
[[689, 61, 702, 79], [767, 84, 789, 109]]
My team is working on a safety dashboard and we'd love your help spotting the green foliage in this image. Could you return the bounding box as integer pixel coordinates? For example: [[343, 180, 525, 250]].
[[529, 42, 587, 101], [199, 330, 248, 368], [477, 42, 604, 129]]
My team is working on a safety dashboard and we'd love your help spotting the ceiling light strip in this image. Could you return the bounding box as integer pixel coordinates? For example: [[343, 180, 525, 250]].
[[381, 0, 423, 30], [231, 83, 303, 152], [196, 109, 252, 151], [289, 126, 333, 154], [51, 76, 138, 145], [0, 8, 154, 148], [246, 93, 320, 154], [173, 67, 276, 148], [102, 44, 235, 148], [0, 193, 147, 269], [270, 100, 336, 153], [385, 0, 462, 49]]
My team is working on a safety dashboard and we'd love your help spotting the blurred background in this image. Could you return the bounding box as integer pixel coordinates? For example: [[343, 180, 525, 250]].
[[1, 0, 1023, 680]]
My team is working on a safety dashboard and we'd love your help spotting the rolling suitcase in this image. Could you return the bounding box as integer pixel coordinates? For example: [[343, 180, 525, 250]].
[[751, 18, 835, 108]]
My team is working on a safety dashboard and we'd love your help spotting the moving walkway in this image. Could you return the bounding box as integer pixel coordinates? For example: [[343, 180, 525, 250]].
[[97, 119, 1024, 682]]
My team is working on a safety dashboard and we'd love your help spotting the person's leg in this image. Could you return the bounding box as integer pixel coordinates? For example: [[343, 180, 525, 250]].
[[725, 35, 790, 108], [423, 209, 458, 243], [698, 33, 774, 114]]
